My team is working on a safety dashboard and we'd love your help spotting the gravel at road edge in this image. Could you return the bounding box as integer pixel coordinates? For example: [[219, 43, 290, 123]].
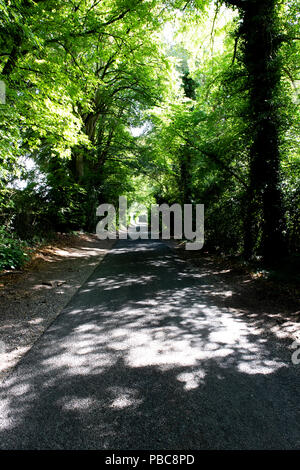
[[0, 234, 115, 382]]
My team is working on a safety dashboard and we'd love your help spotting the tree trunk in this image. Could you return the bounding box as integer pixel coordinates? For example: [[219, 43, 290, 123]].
[[226, 0, 287, 263], [180, 146, 193, 205]]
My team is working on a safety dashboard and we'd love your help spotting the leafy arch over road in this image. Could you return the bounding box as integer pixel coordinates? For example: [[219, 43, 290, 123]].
[[0, 0, 299, 268]]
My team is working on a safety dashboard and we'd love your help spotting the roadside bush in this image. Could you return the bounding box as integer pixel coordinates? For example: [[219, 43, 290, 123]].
[[0, 227, 29, 270]]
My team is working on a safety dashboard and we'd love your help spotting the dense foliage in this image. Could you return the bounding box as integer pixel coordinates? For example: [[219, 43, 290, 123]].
[[0, 0, 299, 269]]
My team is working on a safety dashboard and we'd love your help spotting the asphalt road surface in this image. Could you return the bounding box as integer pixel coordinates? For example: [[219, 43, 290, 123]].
[[0, 238, 299, 449]]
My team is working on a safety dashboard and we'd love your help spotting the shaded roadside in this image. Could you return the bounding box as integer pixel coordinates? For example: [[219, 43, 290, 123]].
[[0, 234, 115, 381], [168, 241, 300, 342]]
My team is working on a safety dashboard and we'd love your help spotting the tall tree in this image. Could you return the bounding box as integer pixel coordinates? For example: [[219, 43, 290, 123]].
[[224, 0, 288, 263]]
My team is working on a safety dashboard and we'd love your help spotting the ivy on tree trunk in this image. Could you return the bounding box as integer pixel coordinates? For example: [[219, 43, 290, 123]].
[[226, 0, 287, 263]]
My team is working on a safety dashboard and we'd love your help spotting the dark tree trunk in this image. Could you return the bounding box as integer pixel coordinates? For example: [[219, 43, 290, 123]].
[[2, 31, 23, 77], [226, 0, 287, 263], [180, 146, 193, 205]]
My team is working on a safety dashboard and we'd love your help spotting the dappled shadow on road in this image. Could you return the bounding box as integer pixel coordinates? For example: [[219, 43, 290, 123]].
[[0, 240, 299, 449], [0, 235, 114, 379], [172, 247, 299, 337]]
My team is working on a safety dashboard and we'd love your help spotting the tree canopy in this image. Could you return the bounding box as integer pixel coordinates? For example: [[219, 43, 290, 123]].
[[0, 0, 299, 269]]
